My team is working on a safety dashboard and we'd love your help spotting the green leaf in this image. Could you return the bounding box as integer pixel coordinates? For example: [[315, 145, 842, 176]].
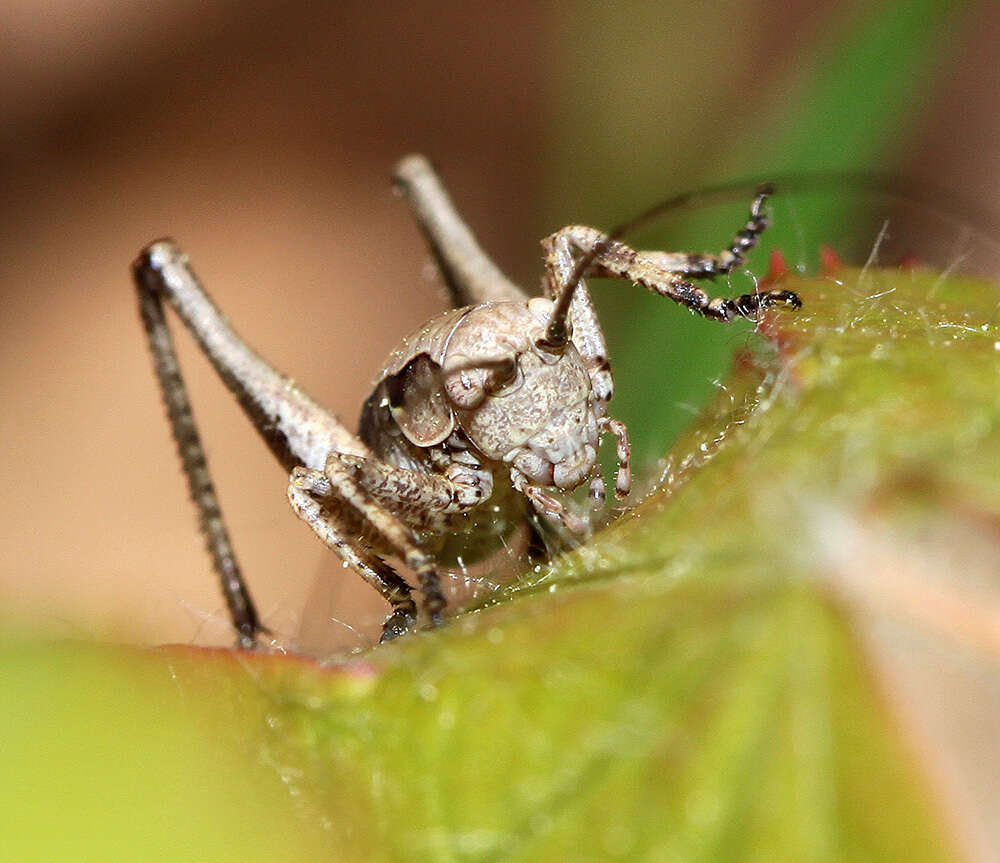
[[0, 642, 332, 861], [8, 260, 997, 860]]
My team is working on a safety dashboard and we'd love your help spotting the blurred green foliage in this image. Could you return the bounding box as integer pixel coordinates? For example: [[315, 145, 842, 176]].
[[0, 642, 331, 861], [543, 0, 960, 458]]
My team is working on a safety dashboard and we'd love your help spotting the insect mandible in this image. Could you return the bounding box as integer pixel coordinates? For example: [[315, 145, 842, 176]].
[[133, 154, 801, 648]]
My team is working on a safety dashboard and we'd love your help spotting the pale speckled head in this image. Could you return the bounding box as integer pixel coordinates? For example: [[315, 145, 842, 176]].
[[441, 298, 601, 490]]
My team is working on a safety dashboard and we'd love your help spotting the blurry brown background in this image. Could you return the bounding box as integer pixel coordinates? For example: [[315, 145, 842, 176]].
[[2, 0, 998, 653]]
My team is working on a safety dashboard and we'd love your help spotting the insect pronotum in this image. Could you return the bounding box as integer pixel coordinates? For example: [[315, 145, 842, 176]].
[[133, 155, 801, 648]]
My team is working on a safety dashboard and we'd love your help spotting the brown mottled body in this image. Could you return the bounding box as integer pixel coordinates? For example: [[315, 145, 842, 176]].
[[133, 154, 800, 647]]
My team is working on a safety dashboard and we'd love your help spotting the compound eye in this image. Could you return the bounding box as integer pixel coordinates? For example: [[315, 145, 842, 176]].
[[484, 356, 520, 395]]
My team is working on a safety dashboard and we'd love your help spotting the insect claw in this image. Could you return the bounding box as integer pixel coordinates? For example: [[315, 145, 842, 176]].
[[380, 605, 418, 642], [777, 290, 803, 309]]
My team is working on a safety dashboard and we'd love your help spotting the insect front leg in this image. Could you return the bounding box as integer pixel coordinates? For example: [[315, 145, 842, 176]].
[[326, 452, 492, 529], [598, 417, 632, 499], [290, 459, 448, 630], [511, 470, 589, 535], [542, 225, 801, 323], [287, 470, 418, 641]]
